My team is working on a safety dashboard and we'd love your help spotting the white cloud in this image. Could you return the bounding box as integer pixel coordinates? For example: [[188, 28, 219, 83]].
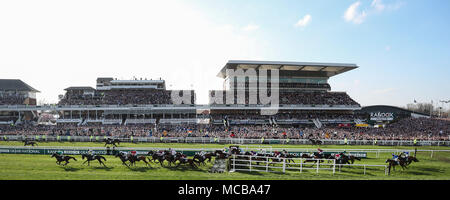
[[344, 1, 367, 24], [242, 24, 260, 32], [344, 0, 404, 24], [371, 0, 386, 12], [294, 14, 312, 27]]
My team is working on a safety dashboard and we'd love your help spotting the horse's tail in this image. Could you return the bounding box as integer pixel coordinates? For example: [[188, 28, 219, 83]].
[[70, 156, 77, 161]]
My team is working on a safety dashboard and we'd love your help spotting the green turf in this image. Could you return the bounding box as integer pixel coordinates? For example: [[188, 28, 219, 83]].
[[1, 141, 449, 180]]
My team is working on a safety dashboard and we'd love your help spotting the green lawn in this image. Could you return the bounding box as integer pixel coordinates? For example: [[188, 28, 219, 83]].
[[0, 141, 449, 180]]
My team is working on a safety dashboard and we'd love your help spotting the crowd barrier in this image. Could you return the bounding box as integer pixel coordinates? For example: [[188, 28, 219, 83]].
[[229, 154, 388, 175], [1, 135, 449, 146]]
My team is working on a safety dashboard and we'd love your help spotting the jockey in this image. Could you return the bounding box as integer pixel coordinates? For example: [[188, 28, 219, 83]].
[[400, 151, 409, 161], [282, 149, 288, 156], [334, 153, 340, 160], [56, 150, 64, 157], [259, 148, 266, 155], [171, 149, 177, 156], [88, 149, 94, 157], [274, 151, 281, 158], [317, 148, 324, 156], [392, 153, 399, 164], [199, 150, 206, 158]]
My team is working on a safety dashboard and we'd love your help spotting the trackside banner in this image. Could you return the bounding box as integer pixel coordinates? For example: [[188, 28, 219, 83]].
[[0, 147, 367, 158]]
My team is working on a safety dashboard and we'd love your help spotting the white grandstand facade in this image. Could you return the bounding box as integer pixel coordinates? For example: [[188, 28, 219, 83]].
[[0, 60, 364, 128]]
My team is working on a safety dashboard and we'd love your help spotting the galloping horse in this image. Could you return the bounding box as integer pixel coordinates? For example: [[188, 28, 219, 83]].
[[115, 152, 132, 167], [51, 153, 77, 166], [147, 150, 166, 166], [386, 158, 407, 175], [81, 154, 107, 167], [214, 150, 228, 159], [129, 154, 150, 167], [174, 153, 198, 169], [104, 138, 121, 147], [309, 139, 322, 145], [23, 140, 38, 146]]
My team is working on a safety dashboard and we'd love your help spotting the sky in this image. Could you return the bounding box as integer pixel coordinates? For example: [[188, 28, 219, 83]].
[[0, 0, 449, 109]]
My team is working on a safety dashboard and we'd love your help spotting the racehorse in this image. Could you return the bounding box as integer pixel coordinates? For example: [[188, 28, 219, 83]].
[[309, 139, 322, 145], [214, 150, 228, 159], [164, 152, 177, 167], [104, 138, 121, 147], [386, 158, 407, 174], [405, 156, 419, 166], [81, 154, 107, 167], [23, 140, 38, 146], [193, 154, 208, 166], [51, 153, 77, 166], [115, 152, 131, 167], [174, 153, 198, 169], [129, 154, 150, 167], [147, 150, 167, 166], [399, 156, 419, 167]]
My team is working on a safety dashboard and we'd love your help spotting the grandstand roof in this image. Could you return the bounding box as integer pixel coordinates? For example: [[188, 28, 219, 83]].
[[64, 86, 96, 91], [217, 60, 358, 78], [0, 79, 40, 92]]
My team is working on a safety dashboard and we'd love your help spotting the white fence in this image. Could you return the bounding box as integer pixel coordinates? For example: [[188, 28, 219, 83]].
[[2, 135, 449, 146], [229, 154, 388, 175]]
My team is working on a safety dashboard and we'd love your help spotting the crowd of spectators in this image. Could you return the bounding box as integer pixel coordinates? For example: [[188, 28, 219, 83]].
[[1, 118, 448, 141], [0, 95, 26, 105], [209, 90, 360, 106], [58, 89, 195, 106]]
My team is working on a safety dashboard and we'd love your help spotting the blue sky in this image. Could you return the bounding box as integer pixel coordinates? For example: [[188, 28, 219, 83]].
[[189, 0, 450, 107], [0, 0, 449, 109]]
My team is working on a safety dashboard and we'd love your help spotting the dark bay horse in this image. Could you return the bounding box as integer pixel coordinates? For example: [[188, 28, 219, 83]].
[[129, 154, 150, 167], [115, 152, 131, 167], [309, 139, 322, 145], [51, 153, 77, 166], [147, 150, 166, 166], [104, 138, 121, 147], [81, 154, 107, 167], [23, 140, 38, 146], [175, 154, 198, 169]]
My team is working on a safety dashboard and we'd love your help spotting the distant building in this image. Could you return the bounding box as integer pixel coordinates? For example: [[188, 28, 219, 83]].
[[0, 79, 39, 106]]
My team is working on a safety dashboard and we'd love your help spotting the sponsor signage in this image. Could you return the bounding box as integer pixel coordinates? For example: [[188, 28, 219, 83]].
[[370, 112, 394, 121], [0, 147, 368, 158]]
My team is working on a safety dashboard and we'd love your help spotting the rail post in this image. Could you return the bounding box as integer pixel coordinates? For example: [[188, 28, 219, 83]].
[[431, 150, 434, 158], [364, 165, 366, 175], [282, 158, 286, 173], [316, 160, 319, 174], [266, 157, 269, 172], [232, 154, 236, 172], [332, 159, 336, 175], [300, 159, 303, 173], [249, 156, 252, 172]]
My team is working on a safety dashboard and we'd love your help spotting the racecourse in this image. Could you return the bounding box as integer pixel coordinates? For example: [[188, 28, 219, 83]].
[[0, 141, 449, 180]]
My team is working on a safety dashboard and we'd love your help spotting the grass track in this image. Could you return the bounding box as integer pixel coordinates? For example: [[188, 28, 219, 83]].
[[0, 141, 449, 180]]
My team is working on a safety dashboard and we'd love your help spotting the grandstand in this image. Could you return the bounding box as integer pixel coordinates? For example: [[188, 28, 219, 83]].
[[209, 60, 362, 128], [0, 79, 40, 125], [0, 61, 448, 142]]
